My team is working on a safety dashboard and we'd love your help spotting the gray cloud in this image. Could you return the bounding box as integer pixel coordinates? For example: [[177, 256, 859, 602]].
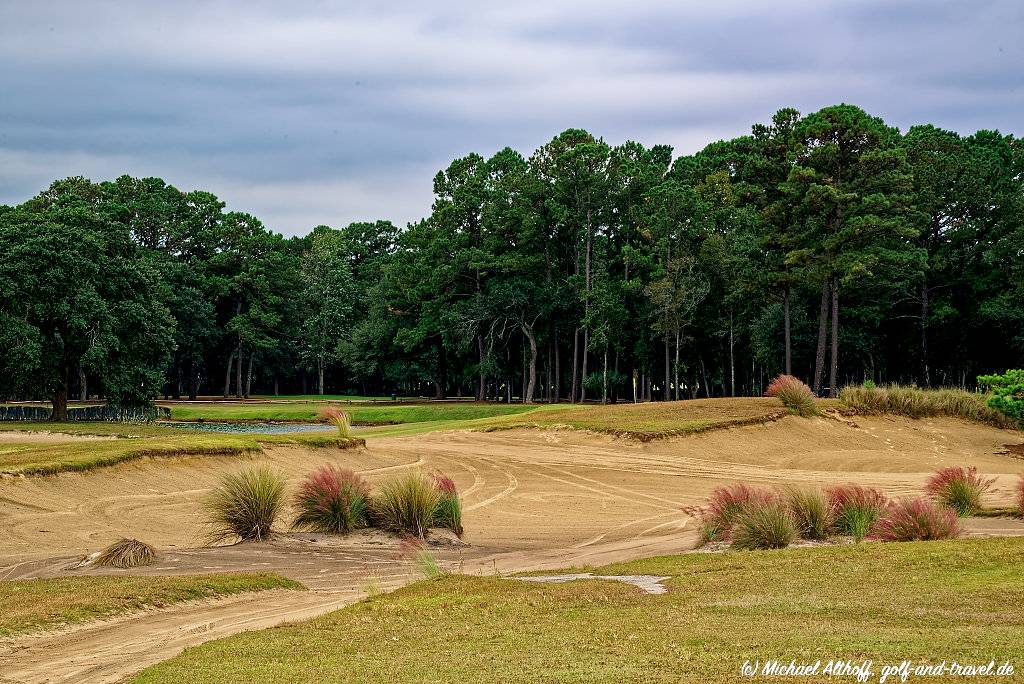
[[1, 1, 1021, 235]]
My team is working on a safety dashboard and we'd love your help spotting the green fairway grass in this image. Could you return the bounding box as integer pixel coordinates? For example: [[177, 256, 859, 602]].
[[133, 537, 1024, 683], [0, 422, 362, 475], [0, 573, 302, 638], [165, 402, 539, 424]]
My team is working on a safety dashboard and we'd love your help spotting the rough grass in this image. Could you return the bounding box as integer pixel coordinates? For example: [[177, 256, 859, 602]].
[[167, 402, 537, 424], [93, 538, 157, 568], [838, 384, 1018, 429], [205, 467, 286, 542], [0, 423, 362, 476], [480, 398, 787, 441], [133, 538, 1024, 683], [370, 473, 441, 539], [0, 573, 302, 638]]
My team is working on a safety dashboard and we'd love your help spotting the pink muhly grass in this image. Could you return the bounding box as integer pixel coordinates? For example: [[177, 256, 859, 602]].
[[291, 465, 370, 534], [826, 483, 889, 541], [873, 497, 962, 541], [924, 466, 994, 516], [431, 473, 463, 537], [685, 483, 778, 543], [764, 374, 818, 417], [318, 406, 352, 438]]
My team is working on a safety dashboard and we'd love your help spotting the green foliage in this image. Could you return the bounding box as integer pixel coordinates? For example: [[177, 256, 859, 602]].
[[977, 370, 1024, 425], [370, 473, 441, 539], [205, 467, 286, 542]]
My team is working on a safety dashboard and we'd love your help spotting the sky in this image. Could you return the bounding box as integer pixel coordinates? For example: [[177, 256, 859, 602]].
[[1, 1, 1021, 236]]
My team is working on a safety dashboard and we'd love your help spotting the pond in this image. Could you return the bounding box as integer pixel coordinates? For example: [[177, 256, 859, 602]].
[[161, 421, 337, 434]]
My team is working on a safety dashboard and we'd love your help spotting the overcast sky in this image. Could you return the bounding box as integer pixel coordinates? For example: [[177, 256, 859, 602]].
[[1, 1, 1021, 236]]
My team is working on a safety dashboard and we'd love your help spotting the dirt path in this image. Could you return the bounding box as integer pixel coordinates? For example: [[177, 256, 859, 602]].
[[1, 415, 1022, 683]]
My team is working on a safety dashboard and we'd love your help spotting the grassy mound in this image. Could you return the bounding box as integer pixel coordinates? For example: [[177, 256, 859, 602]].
[[0, 573, 301, 638], [133, 538, 1024, 683]]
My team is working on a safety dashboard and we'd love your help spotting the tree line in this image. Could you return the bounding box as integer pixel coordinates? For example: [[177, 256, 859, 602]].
[[1, 104, 1021, 416]]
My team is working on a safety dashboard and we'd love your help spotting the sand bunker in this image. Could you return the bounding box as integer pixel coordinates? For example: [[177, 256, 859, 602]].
[[1, 414, 1022, 682]]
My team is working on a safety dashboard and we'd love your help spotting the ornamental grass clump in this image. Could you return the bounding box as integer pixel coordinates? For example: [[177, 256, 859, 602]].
[[783, 487, 834, 540], [94, 538, 156, 568], [431, 473, 463, 537], [874, 497, 962, 541], [686, 483, 777, 543], [319, 406, 352, 438], [730, 499, 798, 551], [826, 483, 889, 542], [370, 473, 441, 539], [292, 465, 371, 534], [205, 467, 286, 543], [838, 384, 1016, 429], [764, 374, 818, 417], [924, 466, 994, 516]]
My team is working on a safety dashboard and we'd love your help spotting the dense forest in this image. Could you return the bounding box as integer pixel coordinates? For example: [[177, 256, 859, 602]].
[[1, 104, 1022, 417]]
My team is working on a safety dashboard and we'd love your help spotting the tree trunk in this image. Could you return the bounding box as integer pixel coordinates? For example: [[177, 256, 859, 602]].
[[234, 344, 243, 399], [580, 330, 589, 402], [51, 359, 69, 422], [317, 357, 325, 396], [663, 333, 671, 401], [476, 334, 486, 401], [674, 328, 681, 401], [729, 312, 735, 397], [813, 281, 830, 395], [700, 356, 710, 398], [920, 281, 930, 387], [189, 361, 199, 401], [78, 365, 87, 402], [783, 288, 792, 376], [434, 338, 447, 400], [223, 350, 236, 398], [245, 353, 254, 398], [554, 329, 561, 403], [570, 328, 579, 403], [601, 348, 608, 404], [829, 281, 839, 398], [273, 376, 279, 396], [522, 323, 538, 403]]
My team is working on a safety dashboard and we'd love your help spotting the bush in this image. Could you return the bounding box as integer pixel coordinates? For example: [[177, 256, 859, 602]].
[[686, 483, 776, 543], [292, 466, 371, 534], [318, 406, 352, 438], [977, 370, 1024, 426], [838, 384, 1016, 429], [764, 374, 818, 416], [874, 498, 962, 541], [205, 467, 286, 542], [431, 473, 463, 537], [924, 466, 994, 516], [370, 473, 441, 539], [827, 484, 889, 542], [94, 538, 156, 568], [731, 499, 797, 550], [783, 487, 833, 540]]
